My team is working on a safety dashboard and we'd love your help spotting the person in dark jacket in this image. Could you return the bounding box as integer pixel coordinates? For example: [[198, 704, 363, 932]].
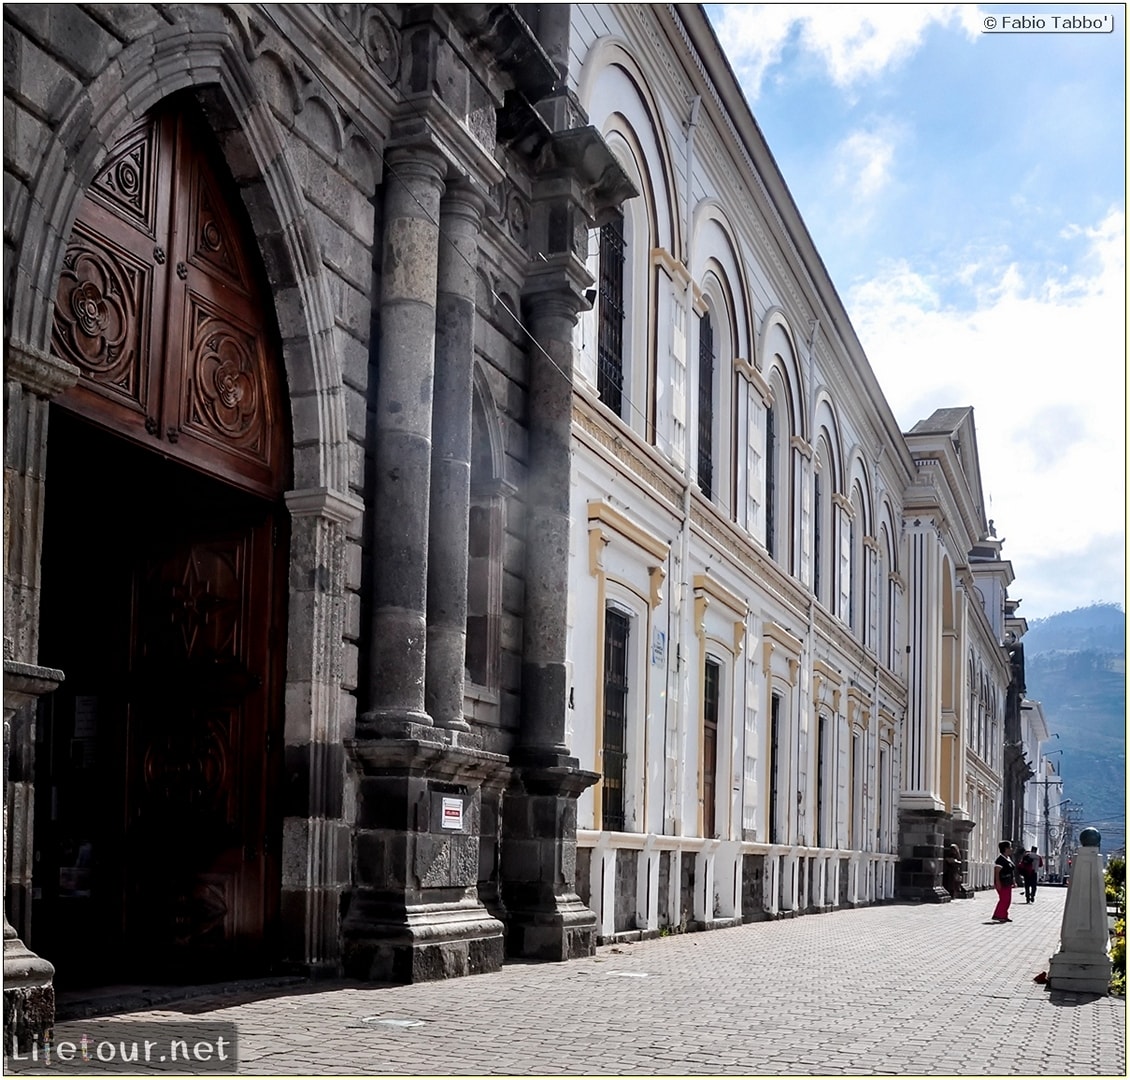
[[1018, 846, 1043, 903]]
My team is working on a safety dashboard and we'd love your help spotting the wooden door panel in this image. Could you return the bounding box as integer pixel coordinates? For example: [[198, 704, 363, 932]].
[[53, 98, 287, 499], [125, 520, 273, 970], [172, 293, 277, 490], [87, 113, 166, 238], [51, 219, 157, 421]]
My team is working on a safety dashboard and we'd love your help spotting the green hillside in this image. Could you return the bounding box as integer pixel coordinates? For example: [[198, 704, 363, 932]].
[[1023, 604, 1126, 854]]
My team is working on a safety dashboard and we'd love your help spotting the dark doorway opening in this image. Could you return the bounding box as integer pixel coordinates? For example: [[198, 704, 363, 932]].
[[34, 411, 287, 987]]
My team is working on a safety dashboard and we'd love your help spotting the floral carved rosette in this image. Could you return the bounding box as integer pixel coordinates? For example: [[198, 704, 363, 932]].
[[52, 241, 140, 389], [191, 313, 267, 456]]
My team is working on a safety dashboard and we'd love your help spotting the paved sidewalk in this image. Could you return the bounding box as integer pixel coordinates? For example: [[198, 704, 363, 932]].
[[39, 887, 1128, 1075]]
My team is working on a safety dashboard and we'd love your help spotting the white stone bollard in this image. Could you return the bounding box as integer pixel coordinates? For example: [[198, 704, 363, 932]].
[[1047, 828, 1112, 994]]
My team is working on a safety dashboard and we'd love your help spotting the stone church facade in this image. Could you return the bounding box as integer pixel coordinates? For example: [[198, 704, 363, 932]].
[[3, 2, 1024, 1047]]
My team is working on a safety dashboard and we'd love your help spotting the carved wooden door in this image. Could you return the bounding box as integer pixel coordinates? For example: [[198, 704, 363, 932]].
[[46, 97, 289, 979], [125, 496, 280, 976], [52, 98, 287, 499]]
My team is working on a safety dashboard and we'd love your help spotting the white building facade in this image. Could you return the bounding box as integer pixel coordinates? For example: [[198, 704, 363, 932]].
[[553, 4, 1024, 934]]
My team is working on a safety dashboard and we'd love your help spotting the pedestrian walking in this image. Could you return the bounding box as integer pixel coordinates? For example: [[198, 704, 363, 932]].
[[992, 840, 1016, 922], [1018, 845, 1043, 903]]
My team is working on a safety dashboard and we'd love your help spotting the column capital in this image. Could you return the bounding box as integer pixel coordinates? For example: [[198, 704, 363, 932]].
[[285, 487, 364, 524], [4, 341, 79, 399], [383, 141, 449, 191], [440, 176, 487, 221]]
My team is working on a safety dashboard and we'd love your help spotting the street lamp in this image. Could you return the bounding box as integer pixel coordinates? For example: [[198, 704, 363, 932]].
[[1039, 753, 1064, 880]]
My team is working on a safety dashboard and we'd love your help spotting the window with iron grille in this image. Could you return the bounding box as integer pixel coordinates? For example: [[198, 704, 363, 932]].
[[697, 311, 714, 499], [597, 213, 626, 418], [703, 657, 720, 838], [765, 406, 776, 558], [602, 607, 630, 831], [813, 470, 823, 600], [769, 691, 781, 844], [817, 714, 827, 848]]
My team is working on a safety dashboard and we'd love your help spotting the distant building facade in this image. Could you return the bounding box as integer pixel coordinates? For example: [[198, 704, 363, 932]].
[[3, 1, 1027, 1048]]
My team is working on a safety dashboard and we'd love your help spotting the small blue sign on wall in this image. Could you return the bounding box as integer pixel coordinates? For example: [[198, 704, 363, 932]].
[[651, 629, 666, 667]]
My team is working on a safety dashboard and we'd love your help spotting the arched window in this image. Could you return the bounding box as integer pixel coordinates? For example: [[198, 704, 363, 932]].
[[765, 403, 778, 560], [812, 430, 838, 608], [597, 210, 627, 418], [697, 310, 715, 499]]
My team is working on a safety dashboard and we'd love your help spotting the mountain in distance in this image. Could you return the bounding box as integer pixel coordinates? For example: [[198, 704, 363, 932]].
[[1021, 603, 1126, 855]]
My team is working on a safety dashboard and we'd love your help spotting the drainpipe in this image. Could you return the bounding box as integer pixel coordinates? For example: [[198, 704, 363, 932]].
[[670, 95, 702, 840], [798, 317, 819, 848]]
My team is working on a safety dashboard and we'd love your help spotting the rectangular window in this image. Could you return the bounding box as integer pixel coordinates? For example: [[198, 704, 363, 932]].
[[878, 746, 888, 849], [765, 407, 776, 559], [597, 214, 626, 418], [601, 608, 630, 831], [697, 312, 714, 499], [703, 657, 720, 838], [769, 692, 781, 844], [850, 732, 862, 848], [817, 714, 827, 848], [813, 472, 822, 600]]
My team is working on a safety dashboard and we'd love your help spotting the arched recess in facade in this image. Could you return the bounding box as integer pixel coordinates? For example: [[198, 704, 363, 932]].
[[5, 15, 361, 973]]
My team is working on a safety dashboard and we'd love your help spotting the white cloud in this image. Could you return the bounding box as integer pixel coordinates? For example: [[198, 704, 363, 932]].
[[833, 128, 897, 205], [845, 207, 1126, 618], [711, 4, 981, 100]]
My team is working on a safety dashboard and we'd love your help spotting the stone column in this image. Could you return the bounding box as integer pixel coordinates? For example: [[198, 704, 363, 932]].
[[426, 180, 484, 733], [359, 145, 447, 739], [518, 290, 579, 763], [343, 153, 508, 983], [502, 283, 599, 960]]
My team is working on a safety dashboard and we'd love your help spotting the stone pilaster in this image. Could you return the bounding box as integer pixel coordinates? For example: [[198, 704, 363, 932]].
[[4, 343, 79, 663], [360, 144, 447, 739], [896, 807, 951, 902], [3, 343, 77, 1053], [279, 488, 363, 975], [426, 181, 484, 732]]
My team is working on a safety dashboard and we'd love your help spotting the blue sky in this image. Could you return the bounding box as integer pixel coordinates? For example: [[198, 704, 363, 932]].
[[705, 3, 1125, 621]]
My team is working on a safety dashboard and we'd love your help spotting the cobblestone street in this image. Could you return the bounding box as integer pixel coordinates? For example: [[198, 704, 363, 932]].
[[47, 886, 1126, 1075]]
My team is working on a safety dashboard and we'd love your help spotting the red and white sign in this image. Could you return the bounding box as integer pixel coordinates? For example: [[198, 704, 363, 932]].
[[441, 797, 464, 830]]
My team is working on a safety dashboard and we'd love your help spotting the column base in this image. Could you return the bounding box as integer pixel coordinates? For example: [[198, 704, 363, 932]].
[[501, 762, 600, 962], [344, 737, 510, 984], [343, 898, 505, 982], [1048, 952, 1112, 995], [4, 925, 55, 1054], [506, 895, 597, 961], [355, 710, 438, 742], [896, 806, 950, 902]]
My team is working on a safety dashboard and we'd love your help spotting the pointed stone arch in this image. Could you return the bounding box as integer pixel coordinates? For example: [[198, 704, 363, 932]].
[[4, 11, 362, 981]]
